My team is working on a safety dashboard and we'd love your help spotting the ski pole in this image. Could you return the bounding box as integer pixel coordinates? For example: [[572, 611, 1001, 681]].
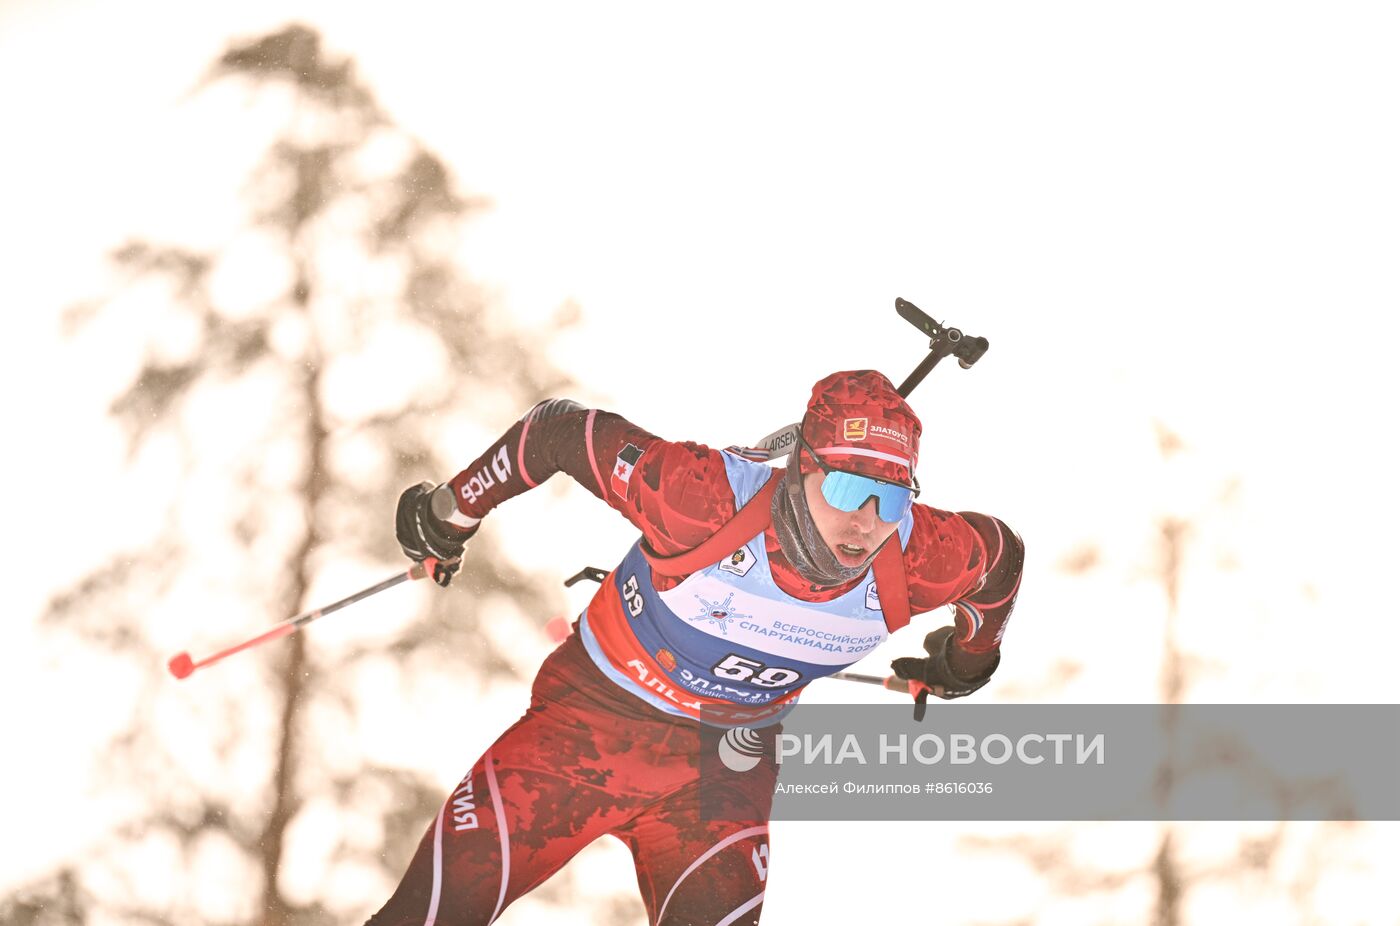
[[541, 619, 931, 716], [830, 670, 934, 719], [543, 618, 919, 698], [544, 621, 905, 688], [828, 670, 912, 692], [166, 557, 456, 680]]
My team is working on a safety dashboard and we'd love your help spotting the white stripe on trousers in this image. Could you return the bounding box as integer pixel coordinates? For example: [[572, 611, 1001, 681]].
[[655, 825, 768, 924], [484, 750, 511, 924], [422, 749, 512, 926], [716, 891, 766, 926], [423, 804, 446, 925]]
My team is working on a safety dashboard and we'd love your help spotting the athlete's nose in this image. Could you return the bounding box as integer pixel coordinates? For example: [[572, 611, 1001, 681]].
[[849, 497, 880, 533]]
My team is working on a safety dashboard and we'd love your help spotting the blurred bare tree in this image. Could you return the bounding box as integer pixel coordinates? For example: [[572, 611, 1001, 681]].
[[2, 24, 641, 926], [953, 421, 1353, 925]]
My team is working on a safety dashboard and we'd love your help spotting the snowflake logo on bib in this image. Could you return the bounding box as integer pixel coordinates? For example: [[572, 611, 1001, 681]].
[[690, 592, 751, 636]]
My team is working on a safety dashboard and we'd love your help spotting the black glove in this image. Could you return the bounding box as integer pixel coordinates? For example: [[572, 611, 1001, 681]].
[[891, 626, 999, 715], [396, 482, 475, 587]]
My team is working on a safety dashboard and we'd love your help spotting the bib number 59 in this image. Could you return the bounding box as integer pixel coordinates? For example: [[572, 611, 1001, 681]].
[[622, 574, 644, 617], [712, 654, 802, 688]]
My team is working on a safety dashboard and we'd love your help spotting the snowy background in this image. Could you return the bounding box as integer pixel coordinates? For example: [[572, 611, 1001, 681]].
[[2, 1, 1398, 924]]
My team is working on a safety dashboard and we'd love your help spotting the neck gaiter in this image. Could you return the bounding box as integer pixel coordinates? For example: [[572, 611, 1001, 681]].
[[769, 464, 878, 588]]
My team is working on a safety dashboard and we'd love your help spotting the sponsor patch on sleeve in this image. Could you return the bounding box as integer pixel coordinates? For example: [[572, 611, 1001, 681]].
[[610, 443, 645, 500]]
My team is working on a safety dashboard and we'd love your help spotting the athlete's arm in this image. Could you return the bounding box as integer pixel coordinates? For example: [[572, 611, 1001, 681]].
[[438, 399, 739, 556], [902, 507, 1024, 679]]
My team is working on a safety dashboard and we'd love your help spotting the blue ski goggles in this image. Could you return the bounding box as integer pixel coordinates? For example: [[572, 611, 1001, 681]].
[[799, 436, 919, 524]]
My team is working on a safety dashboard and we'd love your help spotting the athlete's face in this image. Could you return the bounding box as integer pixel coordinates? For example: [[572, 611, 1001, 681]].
[[803, 472, 901, 568]]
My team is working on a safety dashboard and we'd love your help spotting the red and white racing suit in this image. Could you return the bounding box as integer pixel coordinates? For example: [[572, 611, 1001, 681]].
[[367, 401, 1023, 926]]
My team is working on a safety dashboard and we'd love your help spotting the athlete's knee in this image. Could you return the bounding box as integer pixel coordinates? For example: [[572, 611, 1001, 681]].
[[656, 891, 765, 926], [364, 888, 500, 926], [650, 826, 770, 926]]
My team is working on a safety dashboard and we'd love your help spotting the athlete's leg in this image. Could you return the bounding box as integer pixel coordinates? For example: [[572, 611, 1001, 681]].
[[365, 702, 641, 926], [619, 809, 771, 926], [366, 640, 681, 926], [619, 756, 779, 926]]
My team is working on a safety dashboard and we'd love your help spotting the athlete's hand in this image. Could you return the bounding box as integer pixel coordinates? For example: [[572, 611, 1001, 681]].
[[396, 482, 476, 587], [891, 626, 999, 703]]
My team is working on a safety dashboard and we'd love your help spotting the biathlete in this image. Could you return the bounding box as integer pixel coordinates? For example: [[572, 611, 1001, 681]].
[[368, 370, 1024, 926]]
